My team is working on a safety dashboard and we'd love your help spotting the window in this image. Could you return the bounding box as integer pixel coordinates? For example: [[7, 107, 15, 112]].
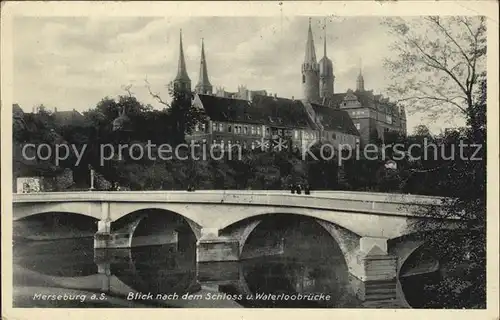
[[257, 126, 262, 135], [251, 126, 256, 135], [386, 115, 393, 124], [266, 127, 270, 135], [228, 125, 232, 133], [251, 142, 255, 150], [294, 130, 299, 139], [218, 123, 224, 132], [331, 132, 336, 140], [201, 123, 206, 132], [355, 123, 361, 130], [243, 142, 247, 149], [244, 126, 248, 134], [302, 75, 306, 83], [212, 122, 217, 132]]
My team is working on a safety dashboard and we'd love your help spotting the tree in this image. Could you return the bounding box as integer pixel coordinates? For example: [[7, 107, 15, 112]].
[[384, 16, 486, 137], [384, 17, 487, 307], [412, 124, 432, 137], [145, 80, 206, 145]]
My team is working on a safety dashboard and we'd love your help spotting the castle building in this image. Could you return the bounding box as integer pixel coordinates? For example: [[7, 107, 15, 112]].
[[296, 19, 407, 143], [173, 18, 406, 148]]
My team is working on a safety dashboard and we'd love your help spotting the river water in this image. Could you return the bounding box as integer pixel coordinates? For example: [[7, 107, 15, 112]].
[[12, 211, 482, 309], [12, 236, 404, 308]]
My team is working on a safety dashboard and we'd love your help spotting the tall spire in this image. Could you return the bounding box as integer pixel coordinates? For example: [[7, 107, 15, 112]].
[[302, 17, 320, 103], [175, 29, 190, 82], [356, 58, 365, 92], [304, 17, 317, 63], [195, 38, 213, 95], [173, 29, 191, 92], [319, 17, 334, 100], [323, 18, 327, 57]]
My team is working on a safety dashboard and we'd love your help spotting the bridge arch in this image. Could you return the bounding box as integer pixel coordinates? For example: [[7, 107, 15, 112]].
[[14, 211, 99, 243], [112, 208, 202, 249], [221, 213, 360, 267], [13, 202, 102, 221], [389, 228, 478, 277]]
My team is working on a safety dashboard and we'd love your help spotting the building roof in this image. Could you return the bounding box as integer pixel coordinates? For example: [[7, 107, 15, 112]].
[[197, 94, 360, 136], [197, 94, 316, 129], [53, 109, 88, 127], [13, 104, 24, 119], [311, 103, 360, 136], [329, 90, 402, 116], [251, 95, 317, 129], [197, 94, 261, 124]]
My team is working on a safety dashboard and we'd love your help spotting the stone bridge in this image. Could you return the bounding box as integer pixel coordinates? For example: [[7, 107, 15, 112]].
[[12, 190, 462, 303]]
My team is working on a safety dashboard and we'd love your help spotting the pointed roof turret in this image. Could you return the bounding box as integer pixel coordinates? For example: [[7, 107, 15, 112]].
[[112, 106, 131, 132], [323, 23, 327, 58], [319, 20, 333, 77], [195, 38, 212, 94], [356, 59, 365, 92], [304, 18, 317, 64], [175, 29, 190, 82]]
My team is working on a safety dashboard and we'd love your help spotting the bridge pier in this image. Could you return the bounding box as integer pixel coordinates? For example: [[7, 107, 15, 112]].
[[93, 250, 112, 293], [348, 237, 399, 304], [197, 228, 240, 262]]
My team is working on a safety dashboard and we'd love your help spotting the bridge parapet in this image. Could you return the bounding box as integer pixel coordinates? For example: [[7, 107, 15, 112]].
[[12, 190, 452, 220]]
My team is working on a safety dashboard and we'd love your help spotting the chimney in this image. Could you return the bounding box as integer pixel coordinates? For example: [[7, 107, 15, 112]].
[[54, 107, 58, 113]]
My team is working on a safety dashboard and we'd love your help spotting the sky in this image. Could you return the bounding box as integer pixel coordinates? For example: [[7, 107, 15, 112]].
[[12, 16, 467, 133]]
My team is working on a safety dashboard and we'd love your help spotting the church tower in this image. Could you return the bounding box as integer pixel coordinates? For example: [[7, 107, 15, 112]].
[[356, 62, 365, 92], [173, 29, 191, 92], [319, 22, 334, 100], [195, 38, 213, 95], [302, 18, 320, 103]]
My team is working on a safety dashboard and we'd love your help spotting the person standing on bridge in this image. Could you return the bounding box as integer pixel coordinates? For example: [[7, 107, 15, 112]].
[[304, 184, 310, 195]]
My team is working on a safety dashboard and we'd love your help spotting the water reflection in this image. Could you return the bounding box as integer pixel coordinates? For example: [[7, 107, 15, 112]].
[[13, 236, 370, 308], [236, 256, 362, 308]]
